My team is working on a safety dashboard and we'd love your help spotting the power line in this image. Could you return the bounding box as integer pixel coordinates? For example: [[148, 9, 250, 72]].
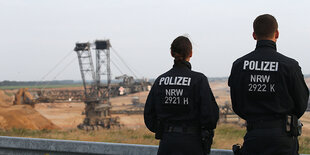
[[35, 50, 74, 87], [111, 47, 139, 79], [41, 56, 77, 90], [111, 59, 124, 75]]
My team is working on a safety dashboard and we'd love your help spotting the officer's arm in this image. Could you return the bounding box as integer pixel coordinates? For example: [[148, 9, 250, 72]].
[[144, 84, 157, 133], [290, 65, 309, 118], [228, 65, 246, 120], [200, 76, 219, 129]]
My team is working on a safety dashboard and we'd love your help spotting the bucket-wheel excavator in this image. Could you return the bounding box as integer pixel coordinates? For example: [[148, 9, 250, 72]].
[[75, 40, 120, 130]]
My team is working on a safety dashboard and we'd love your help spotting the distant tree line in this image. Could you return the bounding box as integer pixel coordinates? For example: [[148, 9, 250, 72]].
[[0, 80, 80, 87], [0, 74, 308, 87]]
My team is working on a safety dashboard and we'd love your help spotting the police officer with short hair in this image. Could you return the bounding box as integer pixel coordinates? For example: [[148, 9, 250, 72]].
[[144, 36, 219, 155], [229, 14, 309, 155]]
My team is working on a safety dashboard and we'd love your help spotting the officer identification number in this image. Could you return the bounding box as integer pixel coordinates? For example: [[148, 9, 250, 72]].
[[164, 89, 189, 105], [248, 74, 275, 93], [248, 83, 275, 92]]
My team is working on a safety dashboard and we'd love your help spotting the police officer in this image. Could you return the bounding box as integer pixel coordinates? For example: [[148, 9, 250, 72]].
[[229, 14, 309, 155], [144, 36, 219, 155]]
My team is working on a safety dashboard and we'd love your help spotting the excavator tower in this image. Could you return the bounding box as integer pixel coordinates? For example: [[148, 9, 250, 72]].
[[74, 40, 120, 130]]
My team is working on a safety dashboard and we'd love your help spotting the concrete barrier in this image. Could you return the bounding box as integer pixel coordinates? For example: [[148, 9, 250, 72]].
[[0, 136, 232, 155]]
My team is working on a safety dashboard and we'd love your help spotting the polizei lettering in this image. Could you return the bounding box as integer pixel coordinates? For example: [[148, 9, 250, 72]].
[[159, 76, 191, 86], [243, 60, 278, 71]]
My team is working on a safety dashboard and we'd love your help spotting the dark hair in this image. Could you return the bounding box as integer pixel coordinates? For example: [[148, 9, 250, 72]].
[[170, 36, 192, 61], [253, 14, 278, 39]]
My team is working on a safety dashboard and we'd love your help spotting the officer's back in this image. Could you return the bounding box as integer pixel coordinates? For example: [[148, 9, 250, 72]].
[[144, 36, 219, 155], [229, 14, 309, 155], [153, 63, 216, 125], [231, 40, 308, 120]]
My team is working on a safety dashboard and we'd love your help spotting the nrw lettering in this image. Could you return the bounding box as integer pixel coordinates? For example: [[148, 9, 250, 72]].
[[166, 89, 183, 96], [250, 74, 270, 83]]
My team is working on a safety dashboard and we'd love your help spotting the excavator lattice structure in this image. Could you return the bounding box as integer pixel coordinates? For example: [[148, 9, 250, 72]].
[[74, 40, 120, 130]]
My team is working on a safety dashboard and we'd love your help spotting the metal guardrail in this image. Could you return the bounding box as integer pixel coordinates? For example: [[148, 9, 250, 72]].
[[0, 136, 308, 155], [0, 136, 232, 155]]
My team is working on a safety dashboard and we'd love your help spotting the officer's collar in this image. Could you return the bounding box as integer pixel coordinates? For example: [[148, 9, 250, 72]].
[[173, 60, 192, 70], [255, 40, 277, 51]]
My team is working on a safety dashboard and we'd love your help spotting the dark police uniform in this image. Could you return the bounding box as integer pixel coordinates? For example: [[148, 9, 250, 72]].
[[229, 40, 309, 155], [144, 60, 219, 155]]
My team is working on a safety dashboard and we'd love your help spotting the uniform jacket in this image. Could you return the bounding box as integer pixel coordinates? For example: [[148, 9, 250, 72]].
[[144, 60, 219, 132], [228, 40, 309, 121]]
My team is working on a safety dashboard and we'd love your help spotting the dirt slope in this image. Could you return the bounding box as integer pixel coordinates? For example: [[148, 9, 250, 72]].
[[0, 90, 59, 130], [0, 90, 13, 107]]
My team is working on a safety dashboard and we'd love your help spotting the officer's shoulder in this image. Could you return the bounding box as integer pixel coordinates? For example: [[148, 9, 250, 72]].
[[276, 51, 299, 66], [153, 70, 171, 83], [232, 51, 254, 66], [190, 70, 209, 81]]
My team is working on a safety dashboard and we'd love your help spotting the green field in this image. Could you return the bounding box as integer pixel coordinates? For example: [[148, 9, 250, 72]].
[[0, 124, 309, 153]]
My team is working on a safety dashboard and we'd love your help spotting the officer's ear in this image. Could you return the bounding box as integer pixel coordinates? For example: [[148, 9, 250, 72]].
[[252, 32, 257, 40], [170, 51, 174, 57], [185, 51, 193, 62], [275, 29, 279, 39]]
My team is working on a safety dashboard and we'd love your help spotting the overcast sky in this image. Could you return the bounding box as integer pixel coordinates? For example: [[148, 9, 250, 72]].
[[0, 0, 309, 81]]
